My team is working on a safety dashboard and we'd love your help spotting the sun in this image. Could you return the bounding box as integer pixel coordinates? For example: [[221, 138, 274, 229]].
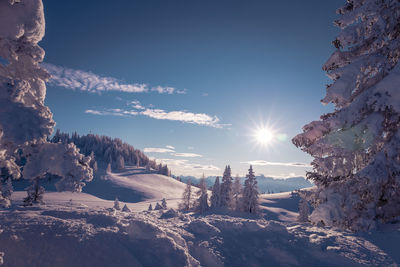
[[255, 128, 274, 145]]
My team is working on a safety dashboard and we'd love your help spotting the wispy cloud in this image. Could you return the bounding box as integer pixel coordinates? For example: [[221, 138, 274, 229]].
[[172, 153, 202, 158], [144, 147, 175, 153], [165, 145, 175, 150], [241, 160, 312, 168], [85, 100, 227, 128], [140, 108, 222, 127], [156, 158, 220, 175], [42, 63, 185, 94]]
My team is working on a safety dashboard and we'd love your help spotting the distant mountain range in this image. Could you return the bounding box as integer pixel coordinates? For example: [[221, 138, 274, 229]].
[[177, 175, 313, 193]]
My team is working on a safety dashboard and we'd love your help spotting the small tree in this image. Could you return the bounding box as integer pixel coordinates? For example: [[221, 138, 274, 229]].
[[161, 198, 167, 209], [122, 204, 131, 212], [180, 179, 192, 211], [23, 177, 45, 206], [195, 174, 209, 213], [232, 175, 242, 211], [210, 176, 221, 209], [220, 165, 233, 208], [114, 197, 120, 210], [117, 155, 125, 170], [148, 203, 153, 211], [242, 165, 259, 214], [154, 202, 163, 210]]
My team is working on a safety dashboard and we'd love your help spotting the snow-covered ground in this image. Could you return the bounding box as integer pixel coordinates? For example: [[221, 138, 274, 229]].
[[1, 168, 399, 266]]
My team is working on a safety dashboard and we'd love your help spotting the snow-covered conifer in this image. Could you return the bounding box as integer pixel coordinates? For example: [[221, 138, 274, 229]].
[[210, 176, 221, 209], [195, 174, 209, 213], [0, 0, 93, 204], [220, 165, 233, 208], [148, 203, 153, 211], [161, 198, 167, 209], [179, 179, 192, 211], [154, 202, 163, 210], [23, 178, 45, 206], [117, 155, 125, 170], [242, 165, 259, 214], [232, 175, 242, 211], [122, 204, 131, 212], [292, 0, 400, 230], [114, 197, 120, 210]]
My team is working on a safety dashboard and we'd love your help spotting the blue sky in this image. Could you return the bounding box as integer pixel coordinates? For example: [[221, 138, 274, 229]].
[[42, 0, 344, 177]]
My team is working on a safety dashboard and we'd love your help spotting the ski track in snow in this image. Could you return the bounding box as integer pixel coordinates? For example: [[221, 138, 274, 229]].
[[0, 167, 399, 267]]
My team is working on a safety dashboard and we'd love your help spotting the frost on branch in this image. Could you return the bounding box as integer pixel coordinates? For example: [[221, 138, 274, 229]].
[[0, 0, 93, 205], [293, 0, 400, 230]]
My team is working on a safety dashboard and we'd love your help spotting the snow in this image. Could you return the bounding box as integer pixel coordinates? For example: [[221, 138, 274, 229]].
[[1, 182, 399, 266]]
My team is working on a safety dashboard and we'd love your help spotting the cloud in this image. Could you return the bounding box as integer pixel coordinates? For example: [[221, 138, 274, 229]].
[[144, 147, 175, 153], [172, 153, 202, 158], [165, 145, 175, 150], [156, 158, 220, 175], [42, 63, 184, 94], [240, 160, 312, 168], [84, 104, 226, 128], [140, 108, 223, 128]]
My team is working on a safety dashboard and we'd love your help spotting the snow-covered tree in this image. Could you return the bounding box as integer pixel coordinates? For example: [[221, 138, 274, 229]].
[[23, 178, 45, 206], [195, 174, 209, 213], [122, 204, 131, 212], [210, 176, 221, 209], [242, 165, 259, 214], [114, 197, 120, 210], [220, 165, 233, 208], [298, 197, 310, 223], [0, 0, 93, 206], [232, 175, 242, 211], [117, 155, 125, 170], [179, 179, 192, 212], [154, 202, 163, 210], [148, 203, 153, 211], [292, 0, 400, 230], [161, 198, 167, 209]]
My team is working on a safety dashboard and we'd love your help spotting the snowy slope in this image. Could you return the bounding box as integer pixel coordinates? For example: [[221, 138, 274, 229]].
[[2, 190, 399, 267]]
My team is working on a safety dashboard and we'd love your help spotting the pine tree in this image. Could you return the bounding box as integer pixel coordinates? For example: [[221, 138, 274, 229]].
[[23, 178, 45, 206], [232, 175, 242, 211], [114, 197, 120, 210], [179, 179, 192, 211], [242, 165, 259, 214], [148, 203, 153, 211], [122, 204, 131, 212], [154, 202, 163, 210], [161, 198, 167, 209], [117, 155, 125, 170], [195, 174, 209, 213], [220, 165, 233, 208], [292, 1, 400, 230], [210, 176, 221, 209]]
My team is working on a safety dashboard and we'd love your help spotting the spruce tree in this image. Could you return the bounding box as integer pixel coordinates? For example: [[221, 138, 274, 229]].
[[210, 176, 221, 209], [242, 165, 259, 214], [113, 197, 120, 210], [195, 174, 209, 213], [232, 175, 242, 211], [161, 198, 167, 209], [220, 165, 233, 208], [148, 203, 153, 211], [293, 0, 400, 230], [179, 179, 192, 211]]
